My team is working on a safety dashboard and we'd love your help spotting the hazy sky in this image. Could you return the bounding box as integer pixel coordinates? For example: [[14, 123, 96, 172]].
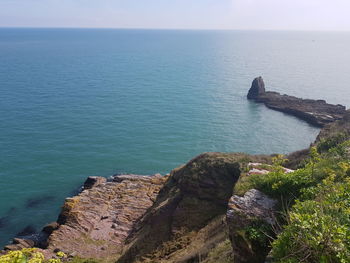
[[1, 0, 350, 30]]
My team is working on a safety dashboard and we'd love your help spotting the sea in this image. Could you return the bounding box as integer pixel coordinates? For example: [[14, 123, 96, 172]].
[[0, 28, 350, 246]]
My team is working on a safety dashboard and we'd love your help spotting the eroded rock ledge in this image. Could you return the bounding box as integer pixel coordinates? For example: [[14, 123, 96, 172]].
[[247, 76, 347, 127], [45, 174, 168, 260]]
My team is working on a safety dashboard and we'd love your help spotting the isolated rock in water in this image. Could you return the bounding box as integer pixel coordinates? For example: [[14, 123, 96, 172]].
[[227, 189, 277, 263], [247, 76, 266, 99], [247, 76, 347, 127], [45, 174, 167, 259]]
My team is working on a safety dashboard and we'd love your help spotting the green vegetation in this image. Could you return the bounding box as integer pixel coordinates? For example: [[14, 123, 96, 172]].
[[239, 138, 350, 263], [317, 132, 348, 153], [0, 249, 66, 263], [244, 219, 271, 246], [203, 239, 234, 263], [0, 249, 102, 263], [67, 258, 100, 263]]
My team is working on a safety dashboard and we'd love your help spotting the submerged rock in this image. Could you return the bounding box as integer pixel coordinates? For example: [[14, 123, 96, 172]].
[[25, 196, 55, 209], [247, 77, 347, 127], [16, 225, 36, 237]]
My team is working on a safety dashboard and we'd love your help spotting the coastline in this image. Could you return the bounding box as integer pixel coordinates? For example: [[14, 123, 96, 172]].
[[2, 77, 349, 262]]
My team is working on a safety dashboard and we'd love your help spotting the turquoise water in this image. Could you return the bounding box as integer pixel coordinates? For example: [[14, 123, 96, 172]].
[[1, 29, 350, 246]]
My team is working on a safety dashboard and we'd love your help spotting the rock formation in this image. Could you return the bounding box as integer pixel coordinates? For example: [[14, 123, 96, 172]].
[[247, 76, 266, 100], [117, 153, 243, 262], [247, 77, 347, 127], [2, 153, 273, 262], [227, 190, 277, 263], [44, 174, 167, 260]]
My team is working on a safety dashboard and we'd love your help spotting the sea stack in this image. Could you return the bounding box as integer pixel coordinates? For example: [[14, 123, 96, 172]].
[[247, 76, 266, 99], [246, 76, 347, 127]]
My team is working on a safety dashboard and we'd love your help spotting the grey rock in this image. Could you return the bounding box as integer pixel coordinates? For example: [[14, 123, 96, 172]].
[[227, 189, 277, 263]]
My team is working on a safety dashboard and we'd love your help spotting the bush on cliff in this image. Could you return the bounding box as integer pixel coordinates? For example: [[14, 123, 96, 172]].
[[242, 140, 350, 263], [247, 142, 349, 201], [0, 248, 64, 263], [272, 177, 350, 263], [0, 249, 101, 263]]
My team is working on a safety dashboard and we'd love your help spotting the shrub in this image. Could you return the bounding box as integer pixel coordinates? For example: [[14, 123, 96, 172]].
[[317, 133, 348, 153], [242, 140, 350, 262], [0, 249, 68, 263], [272, 179, 350, 263]]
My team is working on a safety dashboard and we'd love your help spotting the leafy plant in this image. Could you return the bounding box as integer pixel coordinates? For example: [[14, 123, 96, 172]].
[[240, 140, 350, 262]]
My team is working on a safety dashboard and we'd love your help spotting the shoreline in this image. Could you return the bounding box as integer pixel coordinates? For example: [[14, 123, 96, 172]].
[[2, 77, 349, 262]]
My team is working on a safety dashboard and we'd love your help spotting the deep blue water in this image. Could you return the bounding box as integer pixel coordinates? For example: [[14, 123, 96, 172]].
[[1, 29, 349, 246]]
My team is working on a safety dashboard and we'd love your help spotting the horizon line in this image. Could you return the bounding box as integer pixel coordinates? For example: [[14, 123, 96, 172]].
[[0, 26, 350, 33]]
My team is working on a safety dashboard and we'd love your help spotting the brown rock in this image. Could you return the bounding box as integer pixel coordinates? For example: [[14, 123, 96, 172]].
[[13, 238, 35, 247], [117, 153, 246, 263], [4, 238, 35, 251], [45, 174, 167, 259]]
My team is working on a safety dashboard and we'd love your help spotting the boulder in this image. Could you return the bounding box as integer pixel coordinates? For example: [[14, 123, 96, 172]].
[[227, 189, 277, 263], [83, 176, 107, 190]]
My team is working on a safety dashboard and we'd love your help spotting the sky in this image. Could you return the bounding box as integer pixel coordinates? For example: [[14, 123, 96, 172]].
[[1, 0, 350, 31]]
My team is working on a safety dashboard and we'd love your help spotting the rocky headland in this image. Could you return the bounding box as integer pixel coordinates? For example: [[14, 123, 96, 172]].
[[247, 76, 347, 127], [2, 78, 349, 263]]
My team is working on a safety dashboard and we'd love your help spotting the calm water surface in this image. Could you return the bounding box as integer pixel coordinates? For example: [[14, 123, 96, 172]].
[[1, 29, 350, 245]]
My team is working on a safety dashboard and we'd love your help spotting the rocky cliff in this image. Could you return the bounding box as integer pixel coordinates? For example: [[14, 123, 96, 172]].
[[117, 153, 271, 263]]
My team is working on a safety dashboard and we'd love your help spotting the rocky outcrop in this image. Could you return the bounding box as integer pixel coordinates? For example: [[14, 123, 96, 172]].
[[2, 153, 272, 262], [316, 110, 350, 142], [44, 174, 168, 260], [247, 77, 347, 127], [227, 189, 277, 263], [83, 176, 107, 190], [117, 153, 272, 262], [3, 238, 35, 251], [285, 110, 350, 168], [117, 153, 241, 262]]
